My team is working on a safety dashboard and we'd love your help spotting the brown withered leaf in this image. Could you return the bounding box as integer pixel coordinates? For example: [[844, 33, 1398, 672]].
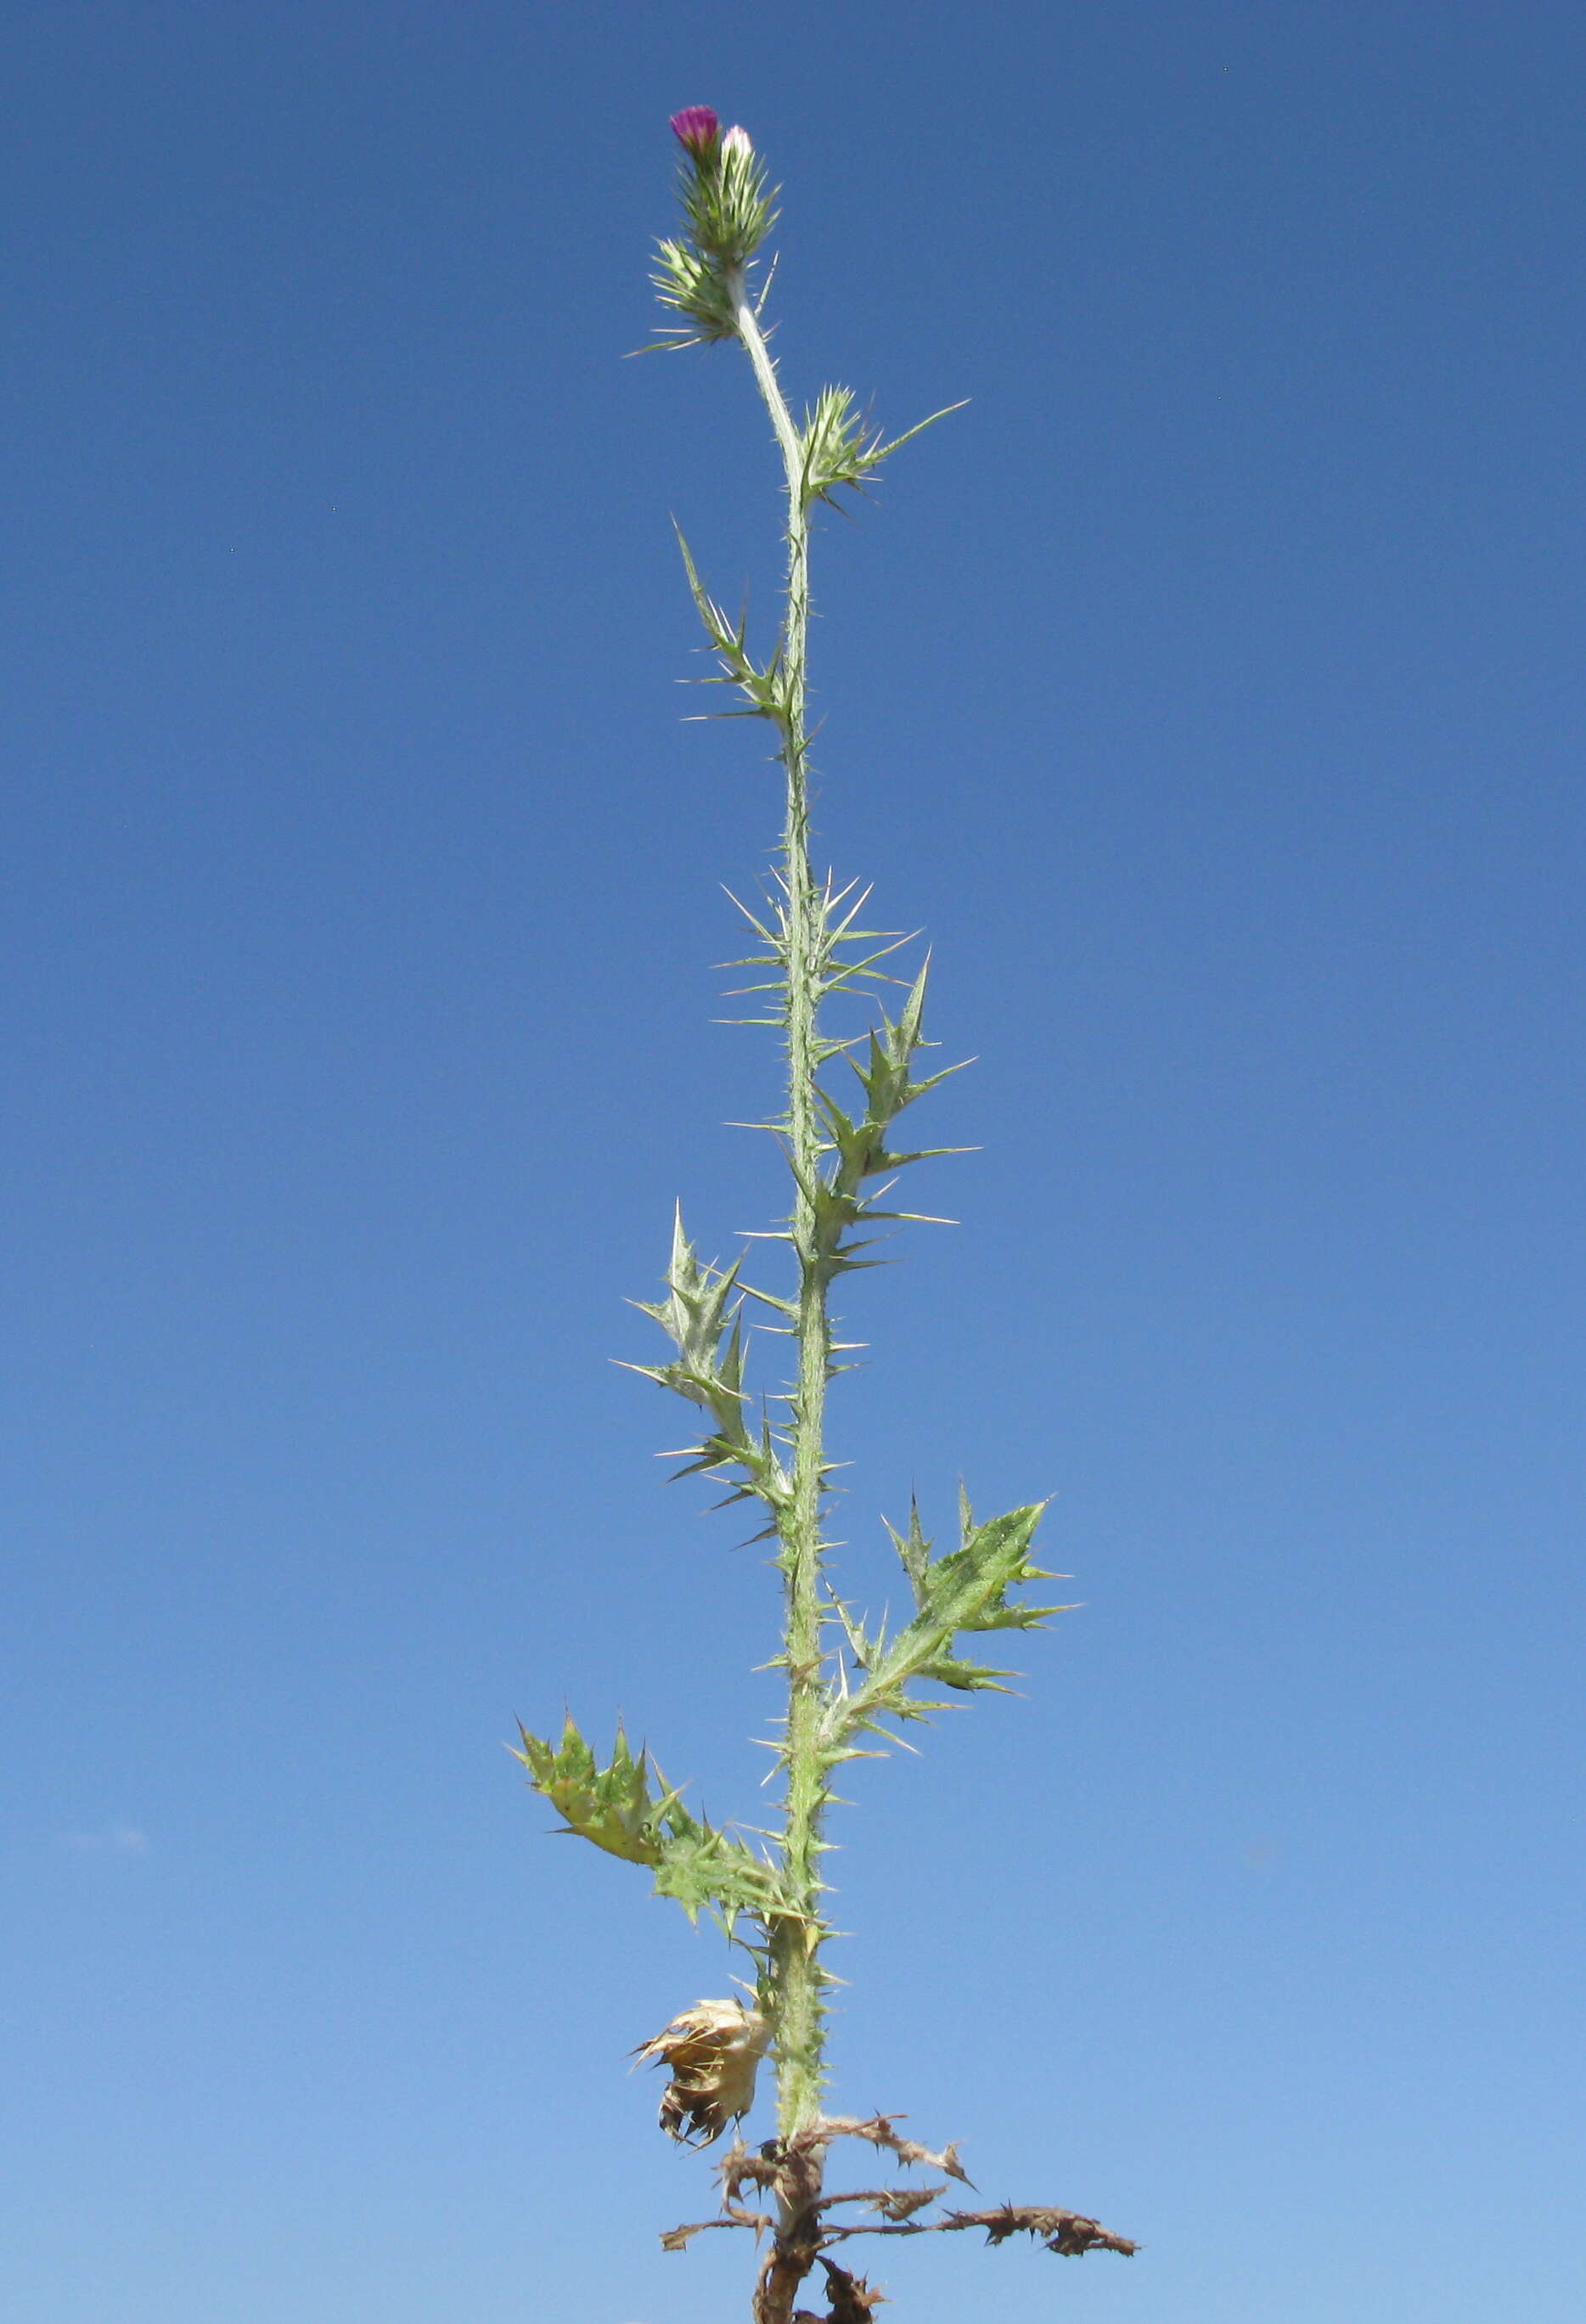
[[869, 2183, 942, 2220], [801, 2258, 886, 2321], [942, 2203, 1139, 2258], [660, 2199, 773, 2254], [810, 2181, 945, 2225], [805, 2113, 973, 2187], [660, 2220, 715, 2254], [719, 2135, 784, 2199]]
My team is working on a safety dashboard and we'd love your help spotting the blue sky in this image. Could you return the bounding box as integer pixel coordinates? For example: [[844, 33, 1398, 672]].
[[4, 4, 1583, 2319]]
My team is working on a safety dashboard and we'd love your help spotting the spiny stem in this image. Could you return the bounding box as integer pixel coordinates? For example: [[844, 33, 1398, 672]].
[[728, 271, 830, 2157]]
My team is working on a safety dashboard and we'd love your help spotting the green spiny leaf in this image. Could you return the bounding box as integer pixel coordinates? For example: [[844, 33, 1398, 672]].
[[885, 1497, 933, 1612], [671, 522, 792, 723], [824, 1500, 1071, 1739], [797, 386, 970, 511], [511, 1714, 667, 1866], [513, 1713, 796, 1931], [650, 237, 738, 344], [650, 1809, 790, 1928]]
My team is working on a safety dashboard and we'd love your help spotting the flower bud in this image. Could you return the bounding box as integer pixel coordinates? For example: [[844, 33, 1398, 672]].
[[633, 1997, 770, 2145], [721, 124, 753, 160], [669, 105, 720, 157]]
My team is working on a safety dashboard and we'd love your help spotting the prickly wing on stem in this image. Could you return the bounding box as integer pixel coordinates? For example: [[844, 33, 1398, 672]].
[[811, 964, 965, 1222], [672, 523, 790, 723], [789, 966, 969, 1297], [852, 963, 959, 1128], [621, 1207, 790, 1509]]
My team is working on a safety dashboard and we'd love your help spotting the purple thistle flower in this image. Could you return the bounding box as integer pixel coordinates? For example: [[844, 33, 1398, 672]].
[[669, 105, 719, 157]]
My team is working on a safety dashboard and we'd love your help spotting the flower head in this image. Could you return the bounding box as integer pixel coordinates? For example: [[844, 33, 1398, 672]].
[[669, 105, 720, 157], [633, 1996, 770, 2145], [651, 111, 776, 346]]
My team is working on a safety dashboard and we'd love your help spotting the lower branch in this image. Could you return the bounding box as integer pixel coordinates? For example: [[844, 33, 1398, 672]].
[[661, 2113, 1137, 2317]]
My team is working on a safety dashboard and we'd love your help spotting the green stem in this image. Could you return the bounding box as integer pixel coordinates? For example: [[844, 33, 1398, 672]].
[[729, 274, 830, 2150]]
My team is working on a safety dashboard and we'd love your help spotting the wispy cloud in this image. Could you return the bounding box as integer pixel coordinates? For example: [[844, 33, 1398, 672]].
[[57, 1822, 149, 1857]]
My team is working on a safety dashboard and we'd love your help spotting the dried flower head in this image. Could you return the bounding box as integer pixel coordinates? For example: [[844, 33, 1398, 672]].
[[633, 1997, 771, 2145]]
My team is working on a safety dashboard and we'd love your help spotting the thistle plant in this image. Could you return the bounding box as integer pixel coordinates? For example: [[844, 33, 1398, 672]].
[[515, 108, 1137, 2321]]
